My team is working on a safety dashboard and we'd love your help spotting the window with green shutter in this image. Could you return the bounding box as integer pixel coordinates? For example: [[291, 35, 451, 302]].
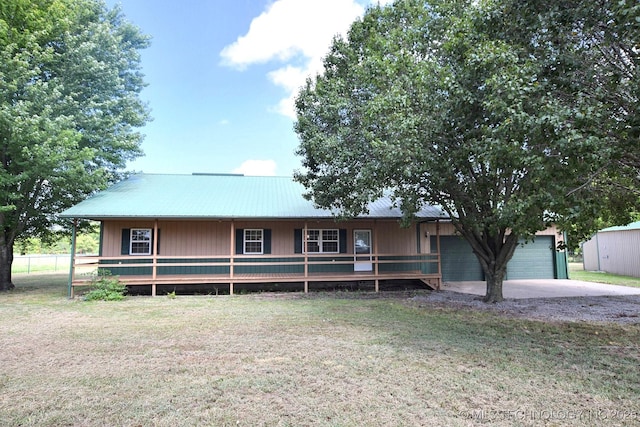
[[294, 228, 347, 254], [236, 229, 271, 254], [121, 228, 160, 255]]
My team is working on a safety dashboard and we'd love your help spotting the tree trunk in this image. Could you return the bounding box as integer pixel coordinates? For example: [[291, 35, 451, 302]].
[[0, 239, 14, 291], [458, 227, 520, 303], [483, 263, 507, 303]]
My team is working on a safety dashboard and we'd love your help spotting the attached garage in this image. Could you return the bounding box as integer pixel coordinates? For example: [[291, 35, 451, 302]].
[[434, 236, 484, 281], [436, 234, 564, 282], [506, 236, 555, 279]]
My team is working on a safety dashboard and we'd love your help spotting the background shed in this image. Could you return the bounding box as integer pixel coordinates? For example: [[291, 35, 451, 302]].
[[582, 221, 640, 278]]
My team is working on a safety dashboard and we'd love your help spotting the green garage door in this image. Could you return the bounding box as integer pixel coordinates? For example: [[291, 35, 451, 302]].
[[435, 235, 557, 281], [506, 236, 555, 279], [434, 236, 484, 281]]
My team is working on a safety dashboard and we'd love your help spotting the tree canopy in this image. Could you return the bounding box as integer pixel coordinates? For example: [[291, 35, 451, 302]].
[[0, 0, 150, 290], [520, 0, 640, 241], [294, 0, 638, 302]]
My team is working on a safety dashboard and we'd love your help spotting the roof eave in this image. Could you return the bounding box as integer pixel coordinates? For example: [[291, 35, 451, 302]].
[[58, 214, 448, 221]]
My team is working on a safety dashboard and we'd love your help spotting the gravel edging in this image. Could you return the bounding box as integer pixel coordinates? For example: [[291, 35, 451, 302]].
[[411, 291, 640, 324]]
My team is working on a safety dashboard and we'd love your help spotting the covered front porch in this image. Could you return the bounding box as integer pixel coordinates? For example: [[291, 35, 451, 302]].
[[68, 219, 443, 297], [69, 252, 442, 297]]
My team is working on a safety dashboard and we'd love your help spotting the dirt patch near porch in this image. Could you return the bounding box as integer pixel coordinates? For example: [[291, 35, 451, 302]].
[[411, 291, 640, 324]]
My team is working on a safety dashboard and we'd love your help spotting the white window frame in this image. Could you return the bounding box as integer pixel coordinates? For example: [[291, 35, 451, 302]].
[[244, 229, 264, 254], [130, 228, 152, 255], [305, 229, 339, 254]]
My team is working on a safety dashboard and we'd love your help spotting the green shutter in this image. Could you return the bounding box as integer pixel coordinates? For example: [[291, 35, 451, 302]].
[[236, 229, 244, 254], [121, 229, 130, 255], [294, 229, 303, 253], [98, 222, 104, 256], [339, 229, 347, 253], [264, 229, 271, 254], [154, 229, 161, 255]]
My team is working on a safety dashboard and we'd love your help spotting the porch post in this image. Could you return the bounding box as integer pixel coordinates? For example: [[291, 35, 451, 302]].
[[374, 219, 379, 292], [67, 219, 78, 299], [230, 220, 235, 295], [303, 221, 308, 293], [436, 219, 442, 290], [151, 219, 158, 297]]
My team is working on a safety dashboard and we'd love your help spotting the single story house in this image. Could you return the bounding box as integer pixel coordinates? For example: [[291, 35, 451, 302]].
[[582, 221, 640, 278], [59, 173, 568, 297]]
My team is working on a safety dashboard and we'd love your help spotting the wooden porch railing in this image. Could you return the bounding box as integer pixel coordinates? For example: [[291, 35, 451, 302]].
[[69, 252, 441, 297]]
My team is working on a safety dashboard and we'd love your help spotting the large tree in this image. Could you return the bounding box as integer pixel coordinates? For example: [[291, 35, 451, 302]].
[[294, 0, 629, 302], [511, 0, 639, 249], [520, 0, 640, 239], [0, 0, 150, 290]]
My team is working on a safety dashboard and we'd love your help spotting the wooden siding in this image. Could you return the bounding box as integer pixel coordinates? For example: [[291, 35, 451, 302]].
[[101, 219, 419, 257], [102, 219, 561, 257], [71, 218, 442, 297]]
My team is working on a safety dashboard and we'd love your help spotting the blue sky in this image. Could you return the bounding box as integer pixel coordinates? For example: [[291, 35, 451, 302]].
[[105, 0, 391, 176]]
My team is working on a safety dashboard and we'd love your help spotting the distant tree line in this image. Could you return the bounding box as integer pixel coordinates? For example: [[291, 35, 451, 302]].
[[15, 233, 99, 255]]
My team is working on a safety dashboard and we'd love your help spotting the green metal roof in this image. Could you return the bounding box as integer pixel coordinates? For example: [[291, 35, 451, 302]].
[[59, 173, 447, 220], [599, 221, 640, 233]]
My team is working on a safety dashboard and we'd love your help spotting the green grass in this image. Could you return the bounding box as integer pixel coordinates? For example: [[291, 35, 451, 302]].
[[569, 262, 640, 288], [0, 273, 639, 426]]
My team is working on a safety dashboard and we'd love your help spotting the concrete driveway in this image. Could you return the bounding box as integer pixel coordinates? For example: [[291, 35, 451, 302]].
[[442, 279, 640, 299]]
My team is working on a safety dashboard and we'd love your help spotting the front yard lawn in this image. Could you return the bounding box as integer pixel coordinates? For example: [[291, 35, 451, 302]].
[[1, 274, 638, 426]]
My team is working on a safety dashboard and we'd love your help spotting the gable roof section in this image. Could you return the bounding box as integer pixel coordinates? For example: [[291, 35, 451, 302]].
[[59, 173, 447, 220], [599, 221, 640, 233]]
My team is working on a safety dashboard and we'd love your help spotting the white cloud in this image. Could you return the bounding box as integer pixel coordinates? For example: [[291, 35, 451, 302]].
[[220, 0, 363, 70], [232, 159, 278, 176], [221, 0, 384, 118], [266, 62, 322, 118]]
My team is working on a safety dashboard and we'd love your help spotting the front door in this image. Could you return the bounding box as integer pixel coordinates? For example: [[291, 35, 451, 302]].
[[354, 229, 372, 272]]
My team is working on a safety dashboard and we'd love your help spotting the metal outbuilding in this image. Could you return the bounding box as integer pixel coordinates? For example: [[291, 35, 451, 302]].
[[582, 221, 640, 278]]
